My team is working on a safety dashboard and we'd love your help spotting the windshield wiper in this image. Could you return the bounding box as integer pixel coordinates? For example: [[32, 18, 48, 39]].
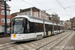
[[15, 27, 23, 34]]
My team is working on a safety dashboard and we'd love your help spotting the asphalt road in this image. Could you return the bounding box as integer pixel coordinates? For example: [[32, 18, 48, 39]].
[[0, 37, 11, 44], [65, 31, 75, 50], [0, 31, 75, 50]]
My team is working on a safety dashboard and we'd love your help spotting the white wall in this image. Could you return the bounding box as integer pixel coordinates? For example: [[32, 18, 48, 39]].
[[7, 27, 10, 31], [18, 11, 31, 16], [0, 25, 10, 33], [0, 25, 4, 32]]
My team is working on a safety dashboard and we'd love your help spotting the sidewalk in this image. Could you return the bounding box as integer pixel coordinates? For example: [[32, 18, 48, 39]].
[[0, 35, 10, 38], [0, 37, 11, 44]]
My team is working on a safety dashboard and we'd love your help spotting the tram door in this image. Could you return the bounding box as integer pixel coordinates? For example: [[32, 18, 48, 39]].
[[45, 24, 48, 36]]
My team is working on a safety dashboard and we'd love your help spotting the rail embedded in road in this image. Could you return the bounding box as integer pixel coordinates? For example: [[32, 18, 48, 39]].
[[0, 31, 74, 50]]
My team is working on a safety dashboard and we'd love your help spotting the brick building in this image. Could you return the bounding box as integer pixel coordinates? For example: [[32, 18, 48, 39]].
[[11, 12, 18, 20], [0, 1, 11, 33], [14, 7, 51, 21], [70, 17, 75, 29]]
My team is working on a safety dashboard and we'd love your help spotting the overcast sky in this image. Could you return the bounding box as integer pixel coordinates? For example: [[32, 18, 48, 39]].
[[7, 0, 75, 21]]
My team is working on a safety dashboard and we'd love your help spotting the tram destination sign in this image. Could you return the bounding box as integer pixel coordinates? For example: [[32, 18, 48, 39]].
[[15, 18, 23, 21], [4, 0, 11, 1]]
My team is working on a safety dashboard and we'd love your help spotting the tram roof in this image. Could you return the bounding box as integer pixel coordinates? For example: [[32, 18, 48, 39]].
[[15, 15, 64, 26]]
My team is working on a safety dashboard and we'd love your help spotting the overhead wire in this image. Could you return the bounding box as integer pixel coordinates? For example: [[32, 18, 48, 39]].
[[22, 0, 35, 7], [64, 5, 75, 9], [56, 0, 69, 17], [22, 0, 71, 17], [22, 0, 42, 11]]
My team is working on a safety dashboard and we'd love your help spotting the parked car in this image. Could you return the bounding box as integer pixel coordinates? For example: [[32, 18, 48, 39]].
[[0, 32, 4, 35], [0, 31, 10, 35]]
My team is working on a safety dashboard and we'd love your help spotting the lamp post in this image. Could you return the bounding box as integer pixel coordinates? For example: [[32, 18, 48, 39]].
[[53, 21, 54, 34], [43, 19, 45, 37], [0, 0, 11, 35], [4, 1, 7, 35], [57, 23, 58, 34]]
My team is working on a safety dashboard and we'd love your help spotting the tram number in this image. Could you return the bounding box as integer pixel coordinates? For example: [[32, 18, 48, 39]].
[[13, 34, 16, 38]]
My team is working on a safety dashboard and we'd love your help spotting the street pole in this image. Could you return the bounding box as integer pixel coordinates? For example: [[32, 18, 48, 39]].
[[0, 0, 11, 35], [4, 1, 7, 35], [57, 23, 58, 33], [43, 19, 45, 37], [53, 22, 54, 34]]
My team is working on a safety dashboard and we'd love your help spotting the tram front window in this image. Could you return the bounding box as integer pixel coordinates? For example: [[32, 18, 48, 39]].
[[12, 18, 24, 34]]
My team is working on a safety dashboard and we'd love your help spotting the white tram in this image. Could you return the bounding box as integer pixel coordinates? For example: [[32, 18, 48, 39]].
[[11, 15, 64, 41]]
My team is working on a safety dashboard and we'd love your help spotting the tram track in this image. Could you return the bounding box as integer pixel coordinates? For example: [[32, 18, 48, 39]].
[[50, 32, 73, 50], [19, 31, 71, 50], [61, 31, 75, 50], [36, 31, 72, 50], [0, 31, 72, 50], [22, 31, 69, 49]]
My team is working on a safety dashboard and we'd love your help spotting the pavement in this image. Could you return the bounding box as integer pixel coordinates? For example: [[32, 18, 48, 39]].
[[0, 37, 11, 44], [65, 31, 75, 50], [0, 31, 75, 50]]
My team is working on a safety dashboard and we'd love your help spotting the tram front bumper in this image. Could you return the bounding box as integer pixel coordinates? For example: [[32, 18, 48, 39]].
[[11, 38, 36, 42]]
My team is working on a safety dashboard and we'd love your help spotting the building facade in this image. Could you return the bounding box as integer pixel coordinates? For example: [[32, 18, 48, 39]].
[[0, 2, 11, 33], [64, 20, 71, 29], [60, 20, 64, 25], [70, 17, 75, 29], [17, 7, 51, 21], [11, 12, 18, 20]]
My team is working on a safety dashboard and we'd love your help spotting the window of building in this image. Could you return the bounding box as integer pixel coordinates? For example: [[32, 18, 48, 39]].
[[34, 11, 38, 17], [1, 10, 10, 15], [7, 19, 10, 23], [1, 10, 5, 15], [1, 18, 10, 23], [7, 11, 10, 15], [1, 18, 5, 23]]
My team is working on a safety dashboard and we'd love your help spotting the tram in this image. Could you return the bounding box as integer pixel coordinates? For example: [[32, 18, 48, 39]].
[[11, 15, 64, 41]]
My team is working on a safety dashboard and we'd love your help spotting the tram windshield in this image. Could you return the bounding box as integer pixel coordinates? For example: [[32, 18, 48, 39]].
[[12, 18, 24, 34]]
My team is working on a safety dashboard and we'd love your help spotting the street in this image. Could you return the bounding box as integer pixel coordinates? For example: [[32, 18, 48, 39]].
[[0, 30, 75, 50], [0, 0, 75, 50], [0, 37, 11, 44]]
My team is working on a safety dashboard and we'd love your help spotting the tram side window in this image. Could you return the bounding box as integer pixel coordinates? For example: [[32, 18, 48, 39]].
[[46, 25, 52, 31], [54, 26, 57, 30], [45, 24, 48, 32], [58, 26, 60, 30], [30, 22, 35, 33], [39, 24, 43, 32], [48, 25, 50, 31], [57, 25, 59, 30], [35, 23, 43, 32], [35, 23, 39, 32], [61, 26, 63, 30], [56, 25, 58, 30], [50, 25, 53, 32]]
